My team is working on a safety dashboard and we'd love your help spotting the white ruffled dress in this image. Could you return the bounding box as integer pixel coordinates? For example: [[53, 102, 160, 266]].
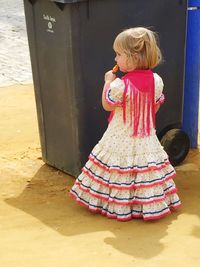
[[69, 73, 181, 221]]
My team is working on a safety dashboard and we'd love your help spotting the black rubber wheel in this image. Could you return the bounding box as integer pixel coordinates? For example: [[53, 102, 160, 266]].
[[160, 129, 190, 166]]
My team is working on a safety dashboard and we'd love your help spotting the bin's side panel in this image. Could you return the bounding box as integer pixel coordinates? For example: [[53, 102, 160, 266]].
[[152, 0, 188, 134], [69, 3, 105, 168], [24, 0, 81, 176], [24, 0, 47, 160]]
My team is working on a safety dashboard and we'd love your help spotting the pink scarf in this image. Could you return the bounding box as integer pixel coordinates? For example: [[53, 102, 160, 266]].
[[109, 70, 155, 137]]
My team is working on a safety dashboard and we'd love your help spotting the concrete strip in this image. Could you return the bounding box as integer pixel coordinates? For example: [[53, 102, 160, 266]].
[[0, 0, 32, 86]]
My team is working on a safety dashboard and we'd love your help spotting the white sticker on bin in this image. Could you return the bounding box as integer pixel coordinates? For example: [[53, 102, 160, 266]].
[[43, 14, 56, 33]]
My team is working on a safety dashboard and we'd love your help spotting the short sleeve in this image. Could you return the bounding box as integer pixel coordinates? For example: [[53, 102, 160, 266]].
[[154, 73, 165, 105], [104, 78, 125, 106]]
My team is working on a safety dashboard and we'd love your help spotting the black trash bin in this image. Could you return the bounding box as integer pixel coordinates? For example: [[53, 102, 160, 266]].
[[24, 0, 189, 176]]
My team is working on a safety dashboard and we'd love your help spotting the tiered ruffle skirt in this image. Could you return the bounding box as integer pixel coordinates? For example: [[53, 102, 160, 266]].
[[69, 135, 181, 221]]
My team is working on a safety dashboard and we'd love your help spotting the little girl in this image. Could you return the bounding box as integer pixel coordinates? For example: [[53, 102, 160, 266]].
[[69, 27, 181, 221]]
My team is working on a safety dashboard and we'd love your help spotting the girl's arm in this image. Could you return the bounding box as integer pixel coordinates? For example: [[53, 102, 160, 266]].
[[102, 71, 116, 111], [102, 81, 115, 111], [155, 103, 160, 113]]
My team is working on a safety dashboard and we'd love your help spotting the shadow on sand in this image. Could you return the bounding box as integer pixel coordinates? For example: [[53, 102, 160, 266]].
[[5, 151, 200, 259]]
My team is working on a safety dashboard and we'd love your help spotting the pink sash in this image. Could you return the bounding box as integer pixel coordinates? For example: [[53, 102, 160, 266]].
[[109, 70, 155, 137]]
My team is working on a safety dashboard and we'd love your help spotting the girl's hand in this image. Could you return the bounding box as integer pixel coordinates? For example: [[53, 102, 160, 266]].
[[104, 70, 116, 83]]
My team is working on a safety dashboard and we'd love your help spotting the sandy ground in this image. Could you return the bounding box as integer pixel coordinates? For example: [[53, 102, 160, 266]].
[[0, 83, 200, 267]]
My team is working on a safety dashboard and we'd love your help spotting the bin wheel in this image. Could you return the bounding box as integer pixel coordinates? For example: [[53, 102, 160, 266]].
[[160, 128, 190, 166]]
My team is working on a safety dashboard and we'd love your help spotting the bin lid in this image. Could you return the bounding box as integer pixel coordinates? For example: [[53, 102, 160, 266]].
[[188, 0, 200, 7], [52, 0, 87, 3]]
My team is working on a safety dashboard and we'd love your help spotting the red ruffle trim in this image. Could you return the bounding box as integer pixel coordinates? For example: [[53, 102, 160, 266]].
[[74, 181, 178, 206], [156, 93, 165, 105], [69, 191, 180, 221], [82, 166, 176, 190], [89, 154, 170, 174]]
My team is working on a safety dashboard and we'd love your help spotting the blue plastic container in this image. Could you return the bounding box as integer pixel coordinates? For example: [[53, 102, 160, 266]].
[[183, 0, 200, 148]]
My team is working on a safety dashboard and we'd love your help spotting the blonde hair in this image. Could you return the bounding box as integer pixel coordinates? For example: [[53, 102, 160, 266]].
[[113, 27, 162, 69]]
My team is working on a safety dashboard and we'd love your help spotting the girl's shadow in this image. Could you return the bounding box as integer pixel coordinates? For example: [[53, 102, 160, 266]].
[[5, 161, 198, 259]]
